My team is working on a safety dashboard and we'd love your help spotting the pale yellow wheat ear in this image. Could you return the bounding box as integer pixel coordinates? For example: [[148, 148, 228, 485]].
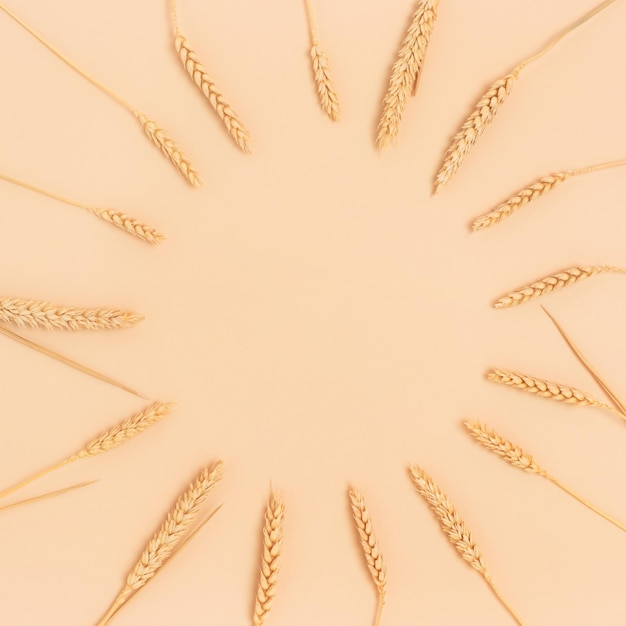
[[0, 2, 201, 187], [407, 465, 525, 625], [253, 489, 286, 626], [494, 265, 626, 309], [464, 420, 626, 533], [0, 402, 172, 501], [348, 487, 387, 626], [96, 462, 223, 626], [304, 0, 340, 121], [0, 480, 97, 513], [170, 0, 251, 153], [0, 323, 146, 398], [376, 0, 440, 149], [487, 368, 625, 422], [0, 297, 143, 331], [433, 0, 618, 193], [473, 159, 626, 231], [0, 172, 164, 244]]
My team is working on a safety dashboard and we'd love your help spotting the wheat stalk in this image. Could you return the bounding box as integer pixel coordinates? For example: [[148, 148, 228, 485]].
[[349, 487, 386, 626], [96, 462, 223, 626], [408, 465, 525, 625], [0, 401, 172, 501], [253, 490, 286, 626], [304, 0, 340, 121], [0, 2, 201, 187], [472, 159, 626, 231], [0, 297, 143, 331], [376, 0, 440, 148], [464, 420, 626, 533], [0, 480, 97, 513], [494, 265, 626, 309], [433, 0, 618, 193], [487, 368, 625, 421], [171, 1, 251, 153]]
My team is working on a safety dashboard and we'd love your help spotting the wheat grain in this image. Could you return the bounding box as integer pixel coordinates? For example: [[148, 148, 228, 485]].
[[97, 462, 223, 626], [464, 420, 626, 533], [0, 297, 143, 331], [494, 265, 626, 309], [253, 490, 286, 626], [349, 487, 386, 626], [376, 0, 440, 148], [408, 465, 525, 624]]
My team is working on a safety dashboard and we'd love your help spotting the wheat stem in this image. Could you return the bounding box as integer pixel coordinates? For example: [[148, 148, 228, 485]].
[[0, 459, 71, 501], [0, 480, 97, 513], [374, 596, 385, 626], [483, 575, 525, 626], [304, 0, 319, 44]]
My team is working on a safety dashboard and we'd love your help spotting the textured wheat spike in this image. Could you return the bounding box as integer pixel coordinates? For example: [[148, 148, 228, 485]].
[[253, 491, 286, 626], [494, 265, 625, 308], [349, 487, 386, 626], [174, 33, 251, 153], [376, 0, 440, 148], [310, 44, 340, 121], [473, 170, 573, 231], [135, 113, 201, 187], [86, 206, 164, 244], [408, 465, 525, 624], [434, 71, 519, 193], [97, 462, 224, 626], [0, 297, 143, 331]]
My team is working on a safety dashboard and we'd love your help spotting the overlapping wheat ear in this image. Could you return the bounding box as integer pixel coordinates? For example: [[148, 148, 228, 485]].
[[464, 420, 626, 533], [408, 465, 525, 625], [253, 490, 286, 626], [376, 0, 440, 149], [349, 487, 387, 626], [487, 368, 625, 422], [96, 462, 223, 626], [0, 172, 164, 244], [0, 296, 143, 331], [494, 265, 626, 309], [304, 0, 340, 121], [0, 3, 201, 187], [0, 401, 171, 501], [473, 159, 626, 231], [433, 0, 618, 193], [170, 0, 251, 153]]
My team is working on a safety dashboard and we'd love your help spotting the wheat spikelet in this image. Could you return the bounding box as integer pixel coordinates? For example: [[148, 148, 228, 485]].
[[494, 265, 625, 308], [0, 297, 143, 331], [96, 462, 223, 625], [464, 420, 626, 533], [376, 0, 440, 148], [349, 487, 386, 626], [408, 465, 525, 624], [253, 490, 286, 626], [173, 32, 250, 153], [86, 206, 164, 244]]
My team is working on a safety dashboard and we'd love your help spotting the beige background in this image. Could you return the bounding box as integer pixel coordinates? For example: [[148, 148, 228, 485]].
[[0, 0, 625, 624]]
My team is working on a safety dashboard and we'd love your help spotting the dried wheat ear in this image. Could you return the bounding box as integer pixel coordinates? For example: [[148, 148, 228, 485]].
[[464, 421, 626, 533], [0, 402, 172, 502], [408, 465, 525, 625], [253, 490, 285, 626], [171, 0, 251, 152], [433, 0, 618, 193], [96, 462, 223, 626], [349, 487, 387, 626], [494, 265, 626, 308], [0, 3, 200, 186], [304, 0, 340, 121], [377, 0, 440, 148]]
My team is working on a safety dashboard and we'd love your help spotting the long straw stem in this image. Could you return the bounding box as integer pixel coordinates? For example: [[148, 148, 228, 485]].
[[0, 172, 90, 210], [0, 481, 97, 512], [170, 0, 179, 31], [574, 158, 626, 176], [484, 574, 526, 626], [304, 0, 319, 44], [374, 595, 385, 626], [0, 459, 71, 500]]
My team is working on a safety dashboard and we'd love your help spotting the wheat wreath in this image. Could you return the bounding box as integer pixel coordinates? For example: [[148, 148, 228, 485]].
[[408, 465, 525, 625], [433, 0, 618, 193]]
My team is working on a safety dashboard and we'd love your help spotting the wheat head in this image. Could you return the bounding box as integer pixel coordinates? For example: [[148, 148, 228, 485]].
[[310, 44, 340, 121], [433, 71, 519, 193], [472, 170, 573, 231], [0, 297, 143, 331], [174, 33, 251, 153], [135, 113, 201, 187], [494, 265, 625, 308], [86, 206, 164, 244], [253, 491, 286, 626], [376, 0, 440, 148]]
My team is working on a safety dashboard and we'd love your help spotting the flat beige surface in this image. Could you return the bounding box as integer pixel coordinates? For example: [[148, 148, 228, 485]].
[[1, 0, 625, 624]]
